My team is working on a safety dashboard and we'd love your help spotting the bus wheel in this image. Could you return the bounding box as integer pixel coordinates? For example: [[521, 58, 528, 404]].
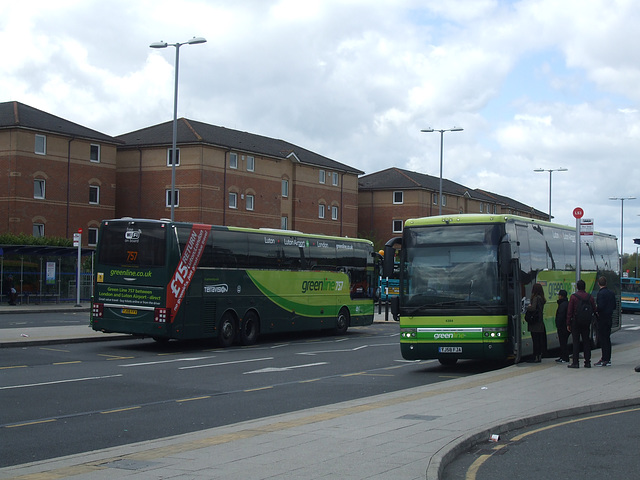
[[240, 311, 260, 346], [334, 307, 350, 335], [218, 313, 237, 348], [438, 358, 458, 366]]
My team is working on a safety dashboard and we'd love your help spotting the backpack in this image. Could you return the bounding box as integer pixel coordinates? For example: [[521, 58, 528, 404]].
[[573, 294, 595, 328]]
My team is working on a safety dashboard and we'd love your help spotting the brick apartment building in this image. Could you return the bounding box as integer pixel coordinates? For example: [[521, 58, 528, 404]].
[[0, 101, 121, 245], [358, 167, 547, 247], [0, 102, 364, 244], [1, 102, 546, 250], [115, 119, 363, 237]]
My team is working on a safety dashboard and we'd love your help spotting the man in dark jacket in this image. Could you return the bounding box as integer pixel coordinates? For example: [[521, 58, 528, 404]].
[[567, 279, 596, 369], [554, 289, 570, 363], [595, 276, 616, 367]]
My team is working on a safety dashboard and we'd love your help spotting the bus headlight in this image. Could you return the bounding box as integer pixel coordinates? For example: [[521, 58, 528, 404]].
[[400, 328, 417, 339], [483, 327, 506, 338]]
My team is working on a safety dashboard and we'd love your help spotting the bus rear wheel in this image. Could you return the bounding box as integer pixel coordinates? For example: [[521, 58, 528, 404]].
[[334, 307, 350, 335], [218, 313, 237, 348], [240, 311, 260, 346]]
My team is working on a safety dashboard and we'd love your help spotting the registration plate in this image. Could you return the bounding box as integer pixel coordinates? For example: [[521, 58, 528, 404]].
[[438, 347, 462, 353], [122, 308, 138, 315]]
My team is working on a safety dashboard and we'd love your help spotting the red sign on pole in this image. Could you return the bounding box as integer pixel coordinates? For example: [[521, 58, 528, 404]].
[[572, 207, 584, 219]]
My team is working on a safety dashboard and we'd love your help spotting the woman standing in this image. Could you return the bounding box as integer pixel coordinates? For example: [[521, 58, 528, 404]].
[[526, 283, 546, 362]]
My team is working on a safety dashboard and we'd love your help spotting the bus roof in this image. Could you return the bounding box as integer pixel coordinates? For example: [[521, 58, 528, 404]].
[[403, 213, 617, 239], [101, 218, 374, 246]]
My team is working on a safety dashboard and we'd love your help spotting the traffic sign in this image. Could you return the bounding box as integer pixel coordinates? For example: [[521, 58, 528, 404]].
[[573, 207, 584, 219]]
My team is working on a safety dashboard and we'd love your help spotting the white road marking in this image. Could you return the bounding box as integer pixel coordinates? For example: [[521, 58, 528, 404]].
[[0, 374, 123, 390], [119, 356, 216, 367], [179, 357, 274, 370], [244, 362, 328, 374]]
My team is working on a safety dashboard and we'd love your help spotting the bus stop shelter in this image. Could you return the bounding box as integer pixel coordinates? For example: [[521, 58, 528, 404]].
[[1, 245, 94, 305]]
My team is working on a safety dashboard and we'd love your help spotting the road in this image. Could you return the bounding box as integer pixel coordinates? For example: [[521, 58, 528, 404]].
[[1, 321, 505, 467], [442, 407, 640, 480], [442, 312, 640, 480]]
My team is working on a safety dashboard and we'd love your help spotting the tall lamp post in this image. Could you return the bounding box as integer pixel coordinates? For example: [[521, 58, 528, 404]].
[[609, 196, 636, 274], [634, 238, 640, 277], [420, 127, 463, 215], [150, 36, 207, 221], [533, 167, 568, 221]]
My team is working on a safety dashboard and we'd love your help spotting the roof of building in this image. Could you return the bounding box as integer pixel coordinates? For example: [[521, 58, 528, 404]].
[[116, 118, 363, 174], [0, 101, 121, 145], [358, 167, 546, 216]]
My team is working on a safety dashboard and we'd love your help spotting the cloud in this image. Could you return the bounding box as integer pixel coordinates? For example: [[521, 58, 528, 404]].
[[2, 0, 640, 252]]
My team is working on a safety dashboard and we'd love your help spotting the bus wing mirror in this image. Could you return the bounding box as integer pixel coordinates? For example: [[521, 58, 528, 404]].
[[383, 237, 402, 278], [498, 237, 512, 277], [390, 295, 400, 321]]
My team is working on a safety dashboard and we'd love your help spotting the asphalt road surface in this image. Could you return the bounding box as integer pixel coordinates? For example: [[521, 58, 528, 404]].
[[1, 322, 505, 467]]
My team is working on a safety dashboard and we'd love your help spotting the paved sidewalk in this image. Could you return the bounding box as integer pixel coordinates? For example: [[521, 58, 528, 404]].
[[1, 304, 639, 479]]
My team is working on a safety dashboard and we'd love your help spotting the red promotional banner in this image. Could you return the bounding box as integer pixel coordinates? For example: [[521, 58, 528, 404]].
[[167, 224, 211, 322]]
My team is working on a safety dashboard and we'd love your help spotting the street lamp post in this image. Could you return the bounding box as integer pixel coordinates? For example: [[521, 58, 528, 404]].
[[634, 238, 640, 277], [609, 196, 636, 274], [533, 167, 568, 221], [420, 127, 463, 216], [150, 36, 207, 221]]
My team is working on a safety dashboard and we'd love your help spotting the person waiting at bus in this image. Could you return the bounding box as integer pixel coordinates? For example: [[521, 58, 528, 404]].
[[526, 283, 546, 363], [554, 289, 570, 363], [595, 276, 616, 367], [566, 279, 596, 369]]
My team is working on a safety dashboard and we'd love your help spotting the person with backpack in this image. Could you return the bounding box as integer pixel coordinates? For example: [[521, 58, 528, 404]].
[[595, 276, 616, 367], [566, 279, 596, 369]]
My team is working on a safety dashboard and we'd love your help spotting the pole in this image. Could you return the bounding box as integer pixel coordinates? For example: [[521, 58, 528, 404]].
[[438, 131, 444, 216], [547, 170, 552, 221], [576, 217, 581, 284], [170, 44, 181, 222], [76, 233, 81, 306]]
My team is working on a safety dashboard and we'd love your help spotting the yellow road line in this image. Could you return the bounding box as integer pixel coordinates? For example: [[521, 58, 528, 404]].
[[6, 419, 56, 428], [100, 406, 141, 414]]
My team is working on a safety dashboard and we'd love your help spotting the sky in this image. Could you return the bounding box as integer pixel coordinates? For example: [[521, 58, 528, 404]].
[[3, 0, 640, 262]]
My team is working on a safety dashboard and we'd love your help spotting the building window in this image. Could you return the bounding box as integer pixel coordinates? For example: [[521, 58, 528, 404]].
[[393, 220, 403, 233], [167, 148, 180, 166], [89, 185, 100, 204], [281, 216, 288, 230], [332, 172, 339, 186], [229, 152, 238, 169], [246, 194, 254, 211], [35, 134, 46, 155], [319, 170, 325, 184], [88, 228, 98, 246], [282, 179, 289, 198], [165, 189, 179, 207], [34, 179, 45, 199], [331, 206, 338, 220], [480, 202, 484, 213], [229, 192, 238, 209], [432, 193, 438, 205], [319, 204, 325, 219], [393, 191, 403, 204], [246, 156, 255, 172], [33, 223, 44, 237], [441, 195, 447, 207], [90, 144, 100, 163], [493, 205, 497, 214]]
